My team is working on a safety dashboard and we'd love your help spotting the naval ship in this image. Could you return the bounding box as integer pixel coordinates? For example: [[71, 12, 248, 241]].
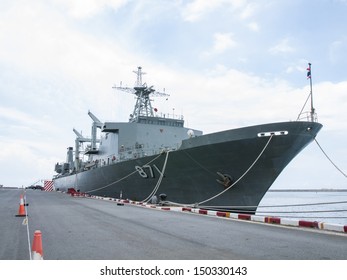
[[53, 66, 322, 213]]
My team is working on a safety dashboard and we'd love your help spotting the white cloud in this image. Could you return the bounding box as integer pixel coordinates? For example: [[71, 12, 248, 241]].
[[213, 32, 237, 53], [53, 0, 129, 19], [0, 4, 123, 76], [181, 0, 225, 22], [0, 105, 68, 187], [0, 0, 144, 121], [202, 32, 237, 57], [313, 81, 347, 129], [158, 66, 296, 132], [158, 64, 347, 135], [0, 140, 60, 187], [247, 21, 259, 32], [0, 107, 42, 126], [239, 2, 258, 19], [328, 38, 347, 64], [285, 59, 310, 74], [181, 0, 259, 22], [269, 38, 295, 54]]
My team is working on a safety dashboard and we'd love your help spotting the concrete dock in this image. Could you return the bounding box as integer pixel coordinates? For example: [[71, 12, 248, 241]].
[[1, 188, 346, 260]]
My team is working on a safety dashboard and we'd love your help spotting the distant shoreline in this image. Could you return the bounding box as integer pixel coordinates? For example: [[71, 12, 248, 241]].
[[269, 189, 347, 192]]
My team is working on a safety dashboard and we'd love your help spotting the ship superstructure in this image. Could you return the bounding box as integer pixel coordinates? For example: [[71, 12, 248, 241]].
[[55, 67, 202, 176]]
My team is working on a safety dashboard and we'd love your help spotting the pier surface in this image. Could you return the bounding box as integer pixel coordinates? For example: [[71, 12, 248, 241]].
[[1, 188, 346, 260]]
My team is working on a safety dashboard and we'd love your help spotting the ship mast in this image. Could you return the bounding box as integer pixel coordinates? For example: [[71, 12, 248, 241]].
[[307, 62, 315, 122], [113, 66, 169, 123]]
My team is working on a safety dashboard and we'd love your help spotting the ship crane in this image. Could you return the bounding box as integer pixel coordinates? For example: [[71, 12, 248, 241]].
[[73, 129, 91, 171], [88, 111, 103, 152], [73, 128, 100, 171], [113, 66, 170, 123]]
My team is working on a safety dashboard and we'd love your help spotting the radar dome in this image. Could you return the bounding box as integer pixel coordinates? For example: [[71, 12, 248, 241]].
[[187, 129, 195, 138]]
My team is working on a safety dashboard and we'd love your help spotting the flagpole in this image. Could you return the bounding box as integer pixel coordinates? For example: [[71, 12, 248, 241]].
[[308, 62, 315, 122]]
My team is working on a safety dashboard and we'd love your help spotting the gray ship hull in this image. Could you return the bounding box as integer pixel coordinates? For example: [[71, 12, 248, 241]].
[[53, 121, 322, 213]]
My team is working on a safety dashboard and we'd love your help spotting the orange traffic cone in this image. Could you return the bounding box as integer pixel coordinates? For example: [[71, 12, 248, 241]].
[[15, 194, 26, 217], [32, 230, 44, 260]]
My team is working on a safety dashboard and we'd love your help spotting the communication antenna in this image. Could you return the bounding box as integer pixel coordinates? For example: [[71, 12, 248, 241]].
[[113, 67, 170, 122]]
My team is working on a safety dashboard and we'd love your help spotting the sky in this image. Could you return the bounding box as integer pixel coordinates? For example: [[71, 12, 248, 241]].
[[0, 0, 346, 189]]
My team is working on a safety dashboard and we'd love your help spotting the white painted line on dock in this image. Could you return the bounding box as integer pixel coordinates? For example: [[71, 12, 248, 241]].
[[70, 192, 347, 234]]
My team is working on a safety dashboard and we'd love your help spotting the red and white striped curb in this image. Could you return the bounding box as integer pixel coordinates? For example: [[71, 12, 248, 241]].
[[79, 194, 347, 234]]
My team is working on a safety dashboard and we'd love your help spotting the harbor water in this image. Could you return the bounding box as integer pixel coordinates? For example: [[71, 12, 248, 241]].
[[258, 190, 347, 225]]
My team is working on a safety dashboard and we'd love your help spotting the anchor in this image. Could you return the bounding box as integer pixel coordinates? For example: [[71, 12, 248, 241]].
[[216, 172, 233, 188]]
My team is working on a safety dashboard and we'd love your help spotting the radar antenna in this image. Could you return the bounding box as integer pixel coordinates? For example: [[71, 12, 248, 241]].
[[113, 66, 169, 122]]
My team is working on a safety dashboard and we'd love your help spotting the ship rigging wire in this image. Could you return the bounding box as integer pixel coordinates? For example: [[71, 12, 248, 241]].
[[296, 92, 311, 121]]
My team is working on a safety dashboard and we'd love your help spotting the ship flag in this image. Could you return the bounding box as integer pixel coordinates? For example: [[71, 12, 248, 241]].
[[43, 180, 54, 191], [307, 64, 311, 79]]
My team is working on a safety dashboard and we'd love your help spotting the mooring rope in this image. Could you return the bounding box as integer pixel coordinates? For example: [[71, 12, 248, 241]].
[[257, 209, 347, 214], [314, 138, 347, 178], [85, 152, 164, 194], [196, 134, 274, 206], [194, 200, 347, 217], [202, 200, 347, 210], [141, 150, 171, 203], [185, 136, 346, 212], [165, 134, 274, 207]]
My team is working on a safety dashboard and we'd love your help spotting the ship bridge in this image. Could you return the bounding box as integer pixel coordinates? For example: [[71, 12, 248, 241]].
[[136, 115, 184, 127]]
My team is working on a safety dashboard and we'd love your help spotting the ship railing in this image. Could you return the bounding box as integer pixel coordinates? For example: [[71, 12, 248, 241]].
[[100, 147, 175, 165], [155, 112, 184, 120], [79, 146, 176, 171], [117, 148, 164, 162], [297, 111, 318, 122]]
